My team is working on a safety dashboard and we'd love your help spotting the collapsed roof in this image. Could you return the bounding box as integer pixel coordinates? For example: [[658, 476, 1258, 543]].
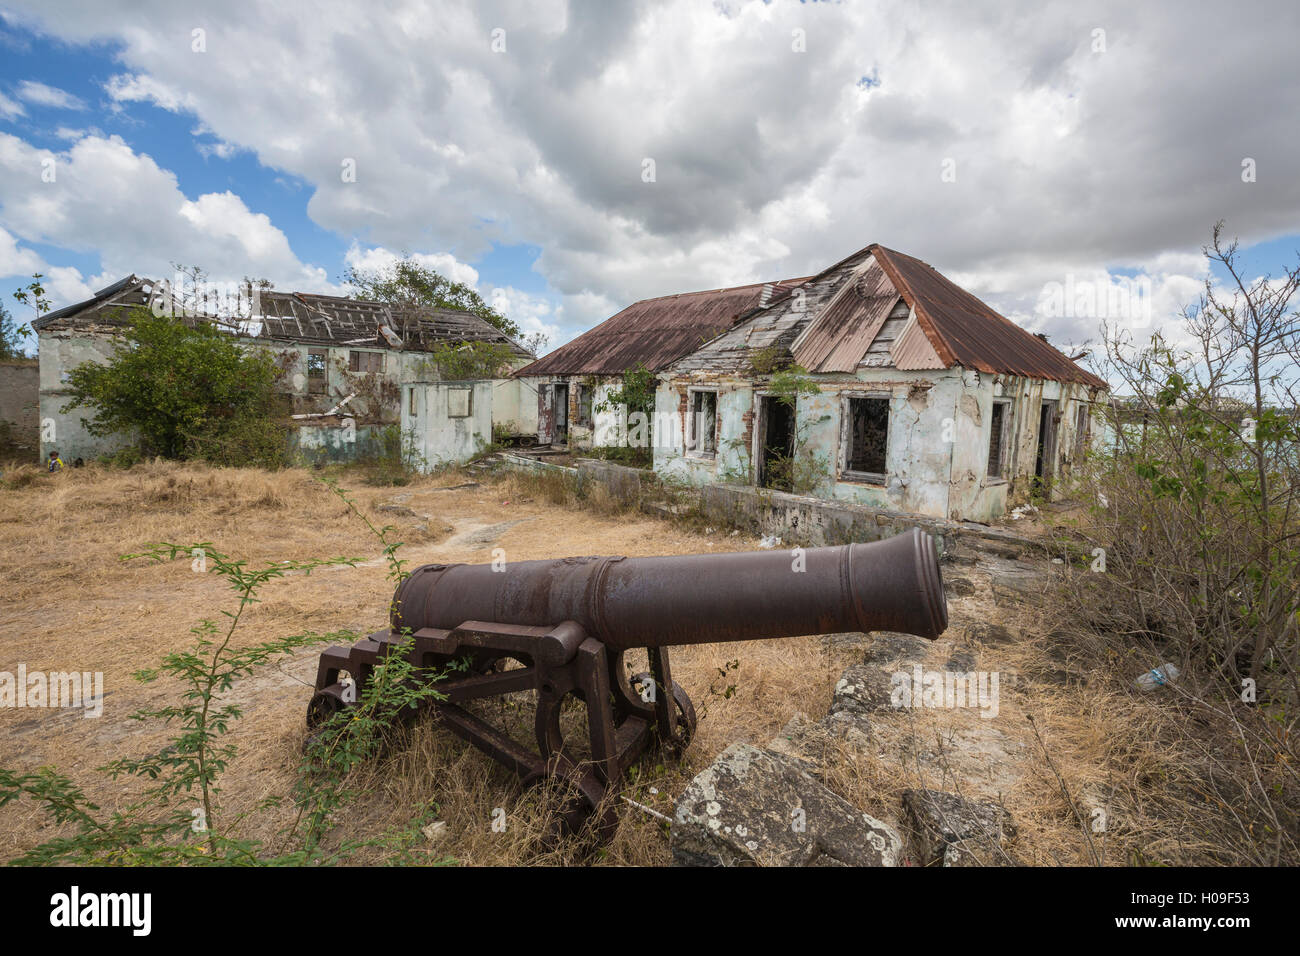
[[32, 276, 532, 359], [669, 243, 1107, 389]]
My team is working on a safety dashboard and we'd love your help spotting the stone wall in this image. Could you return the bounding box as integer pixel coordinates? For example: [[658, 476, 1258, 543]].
[[0, 359, 38, 432]]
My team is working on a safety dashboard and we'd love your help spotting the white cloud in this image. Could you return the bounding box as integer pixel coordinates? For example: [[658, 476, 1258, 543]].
[[0, 225, 44, 276], [0, 90, 24, 119], [15, 79, 84, 110], [488, 285, 562, 349], [0, 132, 334, 296], [105, 73, 193, 113], [342, 244, 481, 288], [0, 0, 1297, 349]]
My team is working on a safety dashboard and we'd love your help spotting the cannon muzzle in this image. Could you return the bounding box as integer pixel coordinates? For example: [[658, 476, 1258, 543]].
[[392, 526, 947, 648]]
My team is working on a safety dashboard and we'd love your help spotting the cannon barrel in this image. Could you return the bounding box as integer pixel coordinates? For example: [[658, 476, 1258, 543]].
[[391, 527, 946, 649]]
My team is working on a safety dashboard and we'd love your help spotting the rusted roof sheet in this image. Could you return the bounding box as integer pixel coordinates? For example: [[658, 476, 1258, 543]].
[[257, 291, 529, 356], [34, 280, 531, 359], [791, 257, 902, 373], [871, 245, 1107, 388], [32, 275, 151, 330], [890, 316, 946, 370], [516, 277, 808, 377]]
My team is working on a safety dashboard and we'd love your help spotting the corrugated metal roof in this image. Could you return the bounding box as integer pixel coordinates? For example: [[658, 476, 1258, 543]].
[[516, 277, 808, 377], [31, 275, 147, 330], [257, 291, 529, 356], [790, 257, 901, 373], [33, 279, 531, 359], [871, 245, 1107, 388], [890, 315, 946, 369]]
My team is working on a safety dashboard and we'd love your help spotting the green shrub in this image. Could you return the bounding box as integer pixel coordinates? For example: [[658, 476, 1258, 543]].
[[63, 308, 286, 469]]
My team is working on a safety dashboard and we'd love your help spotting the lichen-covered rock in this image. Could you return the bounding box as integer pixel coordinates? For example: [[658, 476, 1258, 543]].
[[672, 744, 903, 867], [902, 788, 1015, 866], [863, 632, 933, 666], [829, 663, 900, 721]]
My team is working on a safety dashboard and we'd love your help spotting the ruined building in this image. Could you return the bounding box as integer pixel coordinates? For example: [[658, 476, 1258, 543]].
[[514, 275, 805, 447], [33, 275, 534, 466], [654, 243, 1108, 521]]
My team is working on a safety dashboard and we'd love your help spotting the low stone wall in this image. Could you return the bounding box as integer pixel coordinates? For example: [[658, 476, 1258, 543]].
[[700, 483, 959, 553], [499, 455, 1048, 558], [0, 360, 39, 457]]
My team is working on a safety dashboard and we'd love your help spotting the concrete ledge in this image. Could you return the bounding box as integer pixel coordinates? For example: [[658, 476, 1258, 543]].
[[500, 452, 578, 476], [700, 483, 958, 552], [498, 455, 1054, 558]]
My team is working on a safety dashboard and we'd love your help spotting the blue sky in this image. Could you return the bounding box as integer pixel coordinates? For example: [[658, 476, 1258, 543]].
[[2, 0, 1298, 360]]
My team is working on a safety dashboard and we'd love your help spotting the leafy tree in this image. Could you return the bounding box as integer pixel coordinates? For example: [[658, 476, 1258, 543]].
[[0, 301, 29, 359], [419, 340, 516, 380], [343, 255, 521, 339], [63, 308, 286, 466], [595, 362, 656, 419], [12, 273, 51, 321]]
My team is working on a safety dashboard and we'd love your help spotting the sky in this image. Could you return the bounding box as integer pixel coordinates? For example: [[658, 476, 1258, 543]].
[[1, 0, 1297, 363]]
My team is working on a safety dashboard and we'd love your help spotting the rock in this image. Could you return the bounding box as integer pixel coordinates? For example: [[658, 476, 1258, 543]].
[[902, 788, 1014, 867], [421, 820, 447, 842], [375, 503, 417, 517], [766, 712, 826, 767], [819, 631, 870, 650], [672, 744, 903, 867], [945, 575, 976, 597], [829, 663, 899, 719], [964, 623, 1015, 646], [944, 648, 978, 672], [990, 567, 1047, 605], [863, 632, 932, 666]]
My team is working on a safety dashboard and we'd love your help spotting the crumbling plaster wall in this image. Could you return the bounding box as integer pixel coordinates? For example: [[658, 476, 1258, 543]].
[[655, 367, 1103, 522], [529, 375, 624, 448], [401, 380, 493, 469], [37, 330, 134, 462], [492, 376, 539, 438], [39, 325, 525, 463], [948, 373, 1101, 522], [655, 367, 963, 519], [654, 378, 755, 486]]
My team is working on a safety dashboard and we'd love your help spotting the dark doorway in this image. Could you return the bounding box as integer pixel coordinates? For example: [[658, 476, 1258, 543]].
[[758, 396, 796, 490], [552, 383, 569, 445], [1034, 400, 1057, 493], [538, 382, 570, 446]]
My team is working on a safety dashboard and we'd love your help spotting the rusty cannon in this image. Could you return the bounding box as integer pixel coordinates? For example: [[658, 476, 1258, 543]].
[[306, 527, 947, 841]]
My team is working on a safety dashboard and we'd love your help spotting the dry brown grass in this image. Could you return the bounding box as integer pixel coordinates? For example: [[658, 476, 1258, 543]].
[[2, 459, 1271, 865], [0, 459, 853, 865]]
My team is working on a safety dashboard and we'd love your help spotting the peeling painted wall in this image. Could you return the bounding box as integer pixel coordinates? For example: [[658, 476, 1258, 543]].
[[527, 374, 625, 448], [492, 376, 539, 438], [654, 366, 1103, 522], [401, 380, 493, 469], [37, 331, 134, 462], [948, 372, 1101, 521]]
